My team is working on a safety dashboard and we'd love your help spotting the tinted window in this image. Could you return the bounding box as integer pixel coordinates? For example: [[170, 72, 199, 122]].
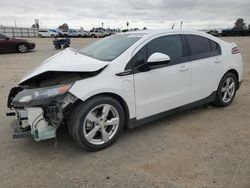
[[147, 35, 184, 60], [0, 34, 5, 39], [134, 46, 148, 67], [185, 35, 221, 60], [131, 35, 185, 68], [210, 40, 220, 53], [186, 35, 211, 55]]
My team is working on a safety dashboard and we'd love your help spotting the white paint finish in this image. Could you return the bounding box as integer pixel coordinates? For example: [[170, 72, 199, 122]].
[[18, 29, 243, 122], [69, 71, 137, 119], [134, 63, 191, 119], [147, 52, 170, 63], [189, 56, 222, 102], [20, 48, 108, 83]]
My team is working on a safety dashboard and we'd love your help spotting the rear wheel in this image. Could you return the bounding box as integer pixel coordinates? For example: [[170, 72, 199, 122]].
[[69, 96, 125, 151], [55, 44, 61, 50], [91, 34, 95, 38], [17, 44, 27, 53], [215, 72, 237, 107]]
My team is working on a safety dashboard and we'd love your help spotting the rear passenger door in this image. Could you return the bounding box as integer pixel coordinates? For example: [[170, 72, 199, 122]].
[[184, 34, 222, 102]]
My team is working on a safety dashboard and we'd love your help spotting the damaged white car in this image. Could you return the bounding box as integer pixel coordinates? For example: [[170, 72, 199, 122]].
[[7, 30, 243, 151]]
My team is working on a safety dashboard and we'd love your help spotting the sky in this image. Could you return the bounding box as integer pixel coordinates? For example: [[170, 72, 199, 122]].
[[0, 0, 250, 30]]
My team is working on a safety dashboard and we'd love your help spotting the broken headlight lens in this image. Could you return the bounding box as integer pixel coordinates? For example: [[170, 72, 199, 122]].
[[12, 84, 72, 107]]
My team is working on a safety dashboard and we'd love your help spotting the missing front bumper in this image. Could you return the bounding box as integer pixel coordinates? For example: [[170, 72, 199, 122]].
[[9, 107, 57, 141]]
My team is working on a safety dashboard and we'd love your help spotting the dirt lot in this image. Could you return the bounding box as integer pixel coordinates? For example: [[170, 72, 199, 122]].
[[0, 37, 249, 188]]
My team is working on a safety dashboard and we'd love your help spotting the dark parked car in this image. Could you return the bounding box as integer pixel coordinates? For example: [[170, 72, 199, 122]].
[[0, 33, 35, 53]]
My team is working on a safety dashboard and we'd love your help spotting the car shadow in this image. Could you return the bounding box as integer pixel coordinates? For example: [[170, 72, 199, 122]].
[[0, 50, 36, 55], [13, 103, 214, 155]]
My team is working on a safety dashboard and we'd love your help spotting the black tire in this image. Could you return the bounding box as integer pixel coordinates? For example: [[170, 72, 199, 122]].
[[55, 45, 61, 50], [17, 43, 28, 53], [51, 34, 55, 38], [91, 34, 95, 38], [215, 72, 237, 107], [63, 44, 69, 49], [38, 34, 42, 38], [69, 96, 125, 151]]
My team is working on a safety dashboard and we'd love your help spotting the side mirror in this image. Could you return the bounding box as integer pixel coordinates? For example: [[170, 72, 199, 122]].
[[137, 52, 171, 72], [147, 52, 170, 65]]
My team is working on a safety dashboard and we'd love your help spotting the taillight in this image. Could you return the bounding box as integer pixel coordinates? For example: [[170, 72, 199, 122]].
[[232, 47, 240, 54]]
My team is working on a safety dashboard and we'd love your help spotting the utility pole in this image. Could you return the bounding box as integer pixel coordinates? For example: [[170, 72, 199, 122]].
[[14, 18, 17, 27], [180, 21, 183, 29], [126, 21, 129, 30]]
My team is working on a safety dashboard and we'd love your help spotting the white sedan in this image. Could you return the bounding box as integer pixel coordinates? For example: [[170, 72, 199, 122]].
[[7, 29, 243, 151]]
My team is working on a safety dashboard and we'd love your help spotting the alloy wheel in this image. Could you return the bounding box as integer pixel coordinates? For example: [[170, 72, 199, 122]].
[[221, 77, 235, 103], [18, 44, 27, 53], [83, 104, 120, 145]]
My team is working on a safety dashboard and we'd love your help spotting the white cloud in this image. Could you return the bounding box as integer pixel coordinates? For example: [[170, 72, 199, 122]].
[[0, 0, 249, 30]]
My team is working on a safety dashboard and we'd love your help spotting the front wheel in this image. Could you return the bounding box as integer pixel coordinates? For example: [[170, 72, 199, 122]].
[[17, 44, 28, 53], [69, 96, 125, 151], [215, 72, 237, 107]]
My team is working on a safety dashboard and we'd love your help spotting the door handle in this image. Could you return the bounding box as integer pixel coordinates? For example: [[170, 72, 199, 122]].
[[214, 58, 222, 63], [179, 65, 189, 72]]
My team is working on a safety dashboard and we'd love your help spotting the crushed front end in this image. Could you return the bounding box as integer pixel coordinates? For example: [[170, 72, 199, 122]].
[[7, 84, 77, 141]]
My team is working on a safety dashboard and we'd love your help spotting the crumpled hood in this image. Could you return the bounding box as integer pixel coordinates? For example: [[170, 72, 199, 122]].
[[19, 48, 108, 84]]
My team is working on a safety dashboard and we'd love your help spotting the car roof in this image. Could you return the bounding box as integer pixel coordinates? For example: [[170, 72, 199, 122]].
[[121, 29, 222, 43], [125, 29, 207, 35]]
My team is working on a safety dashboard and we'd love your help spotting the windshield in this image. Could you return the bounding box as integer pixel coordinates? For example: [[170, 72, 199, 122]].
[[79, 34, 144, 61], [1, 33, 12, 38]]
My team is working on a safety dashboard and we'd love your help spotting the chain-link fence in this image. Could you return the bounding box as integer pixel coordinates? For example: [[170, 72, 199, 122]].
[[0, 26, 38, 38]]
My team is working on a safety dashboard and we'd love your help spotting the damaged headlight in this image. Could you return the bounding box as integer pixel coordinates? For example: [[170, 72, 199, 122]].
[[11, 84, 72, 107]]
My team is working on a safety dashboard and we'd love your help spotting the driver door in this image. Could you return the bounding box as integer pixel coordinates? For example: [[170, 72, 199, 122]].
[[133, 35, 191, 119]]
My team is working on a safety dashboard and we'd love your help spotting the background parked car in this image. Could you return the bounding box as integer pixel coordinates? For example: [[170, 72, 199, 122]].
[[77, 30, 90, 37], [38, 29, 58, 38], [222, 29, 250, 36], [0, 33, 35, 53], [57, 29, 69, 37], [90, 29, 109, 38]]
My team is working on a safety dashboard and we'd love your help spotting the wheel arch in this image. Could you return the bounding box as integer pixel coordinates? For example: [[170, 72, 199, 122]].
[[72, 92, 131, 129], [16, 42, 27, 51], [223, 69, 240, 89]]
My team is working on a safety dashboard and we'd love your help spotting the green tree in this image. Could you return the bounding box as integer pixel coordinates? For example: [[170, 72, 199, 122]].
[[58, 23, 69, 31], [31, 23, 39, 29], [233, 18, 247, 31]]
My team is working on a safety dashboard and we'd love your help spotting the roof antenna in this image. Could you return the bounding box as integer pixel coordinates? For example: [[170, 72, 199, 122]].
[[180, 21, 183, 29], [171, 24, 175, 29]]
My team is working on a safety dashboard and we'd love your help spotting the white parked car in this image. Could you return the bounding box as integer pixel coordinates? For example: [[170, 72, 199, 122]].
[[90, 30, 109, 38], [38, 29, 58, 38], [7, 30, 243, 151]]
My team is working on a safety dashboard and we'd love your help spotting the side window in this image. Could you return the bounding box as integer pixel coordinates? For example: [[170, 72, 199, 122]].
[[130, 35, 185, 69], [186, 35, 211, 55], [0, 34, 6, 39], [134, 46, 148, 67], [147, 35, 184, 62], [210, 40, 221, 55], [185, 35, 221, 60]]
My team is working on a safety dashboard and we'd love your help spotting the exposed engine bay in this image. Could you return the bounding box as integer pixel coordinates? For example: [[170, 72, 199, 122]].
[[7, 69, 103, 142]]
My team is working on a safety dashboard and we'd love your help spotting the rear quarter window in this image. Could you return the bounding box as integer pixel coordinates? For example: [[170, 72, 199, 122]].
[[185, 34, 221, 60]]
